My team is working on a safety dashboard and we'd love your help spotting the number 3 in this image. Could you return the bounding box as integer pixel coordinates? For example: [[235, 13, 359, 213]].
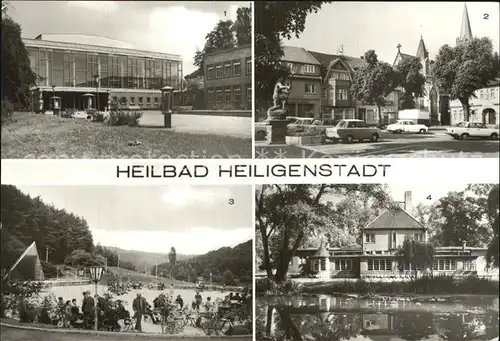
[[228, 199, 234, 205]]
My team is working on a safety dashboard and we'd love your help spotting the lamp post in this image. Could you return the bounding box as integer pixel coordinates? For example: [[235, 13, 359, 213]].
[[88, 266, 104, 331], [51, 85, 55, 113], [93, 74, 100, 112], [161, 86, 173, 128]]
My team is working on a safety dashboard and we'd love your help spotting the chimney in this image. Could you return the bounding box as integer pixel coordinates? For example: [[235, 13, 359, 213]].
[[404, 191, 412, 212], [462, 240, 467, 250]]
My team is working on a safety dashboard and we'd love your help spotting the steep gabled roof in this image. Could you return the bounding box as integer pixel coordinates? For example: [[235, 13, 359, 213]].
[[311, 242, 330, 258], [364, 207, 426, 230], [282, 45, 321, 65], [308, 50, 366, 78], [185, 68, 202, 80]]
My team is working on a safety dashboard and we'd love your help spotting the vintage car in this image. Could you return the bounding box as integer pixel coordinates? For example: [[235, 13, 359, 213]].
[[255, 117, 311, 141], [325, 119, 382, 143], [300, 118, 338, 143], [446, 122, 499, 140], [386, 120, 429, 134], [287, 117, 315, 130]]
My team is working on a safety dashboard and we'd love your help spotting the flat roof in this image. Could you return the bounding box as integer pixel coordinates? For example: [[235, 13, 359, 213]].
[[23, 37, 182, 61], [204, 44, 251, 57]]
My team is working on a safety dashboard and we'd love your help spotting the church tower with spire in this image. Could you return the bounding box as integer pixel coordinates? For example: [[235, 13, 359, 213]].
[[456, 3, 473, 45]]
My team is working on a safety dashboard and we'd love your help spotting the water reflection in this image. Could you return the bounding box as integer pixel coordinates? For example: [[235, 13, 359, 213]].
[[256, 295, 499, 341]]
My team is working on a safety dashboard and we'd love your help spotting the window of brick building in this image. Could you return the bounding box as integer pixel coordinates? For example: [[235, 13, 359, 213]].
[[233, 61, 241, 76]]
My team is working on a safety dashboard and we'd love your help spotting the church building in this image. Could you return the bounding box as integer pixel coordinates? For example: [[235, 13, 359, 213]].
[[392, 3, 498, 126]]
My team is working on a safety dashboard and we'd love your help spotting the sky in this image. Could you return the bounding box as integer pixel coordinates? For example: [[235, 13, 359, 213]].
[[11, 185, 253, 255], [286, 2, 500, 64], [8, 1, 250, 76]]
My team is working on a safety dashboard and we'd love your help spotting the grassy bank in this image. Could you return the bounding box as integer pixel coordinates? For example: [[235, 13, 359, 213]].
[[257, 276, 499, 296], [1, 112, 251, 159]]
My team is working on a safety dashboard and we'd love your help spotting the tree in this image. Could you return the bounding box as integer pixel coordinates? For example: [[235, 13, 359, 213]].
[[434, 189, 493, 247], [486, 184, 499, 267], [433, 37, 496, 121], [233, 6, 251, 46], [194, 20, 236, 72], [255, 2, 331, 109], [168, 247, 176, 278], [221, 269, 236, 285], [350, 50, 400, 125], [256, 184, 394, 282], [394, 56, 426, 109], [1, 16, 37, 106], [397, 239, 435, 278], [64, 250, 104, 267]]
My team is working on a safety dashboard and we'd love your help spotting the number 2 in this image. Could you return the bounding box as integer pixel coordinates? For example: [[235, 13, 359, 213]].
[[483, 13, 489, 19]]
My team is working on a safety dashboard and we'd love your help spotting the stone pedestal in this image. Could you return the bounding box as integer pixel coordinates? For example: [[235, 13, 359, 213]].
[[266, 120, 288, 144]]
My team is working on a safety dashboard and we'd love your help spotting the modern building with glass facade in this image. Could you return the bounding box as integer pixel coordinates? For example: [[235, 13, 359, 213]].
[[25, 34, 183, 111]]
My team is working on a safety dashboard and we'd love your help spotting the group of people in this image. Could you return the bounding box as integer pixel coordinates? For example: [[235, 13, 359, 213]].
[[49, 285, 251, 333]]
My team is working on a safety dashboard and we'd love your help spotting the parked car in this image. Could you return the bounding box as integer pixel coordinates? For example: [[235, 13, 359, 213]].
[[446, 122, 499, 140], [325, 119, 382, 143], [302, 118, 338, 143], [287, 117, 315, 130], [386, 120, 429, 134]]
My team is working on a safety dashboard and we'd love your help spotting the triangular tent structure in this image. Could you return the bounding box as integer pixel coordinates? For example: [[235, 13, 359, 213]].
[[3, 241, 45, 281]]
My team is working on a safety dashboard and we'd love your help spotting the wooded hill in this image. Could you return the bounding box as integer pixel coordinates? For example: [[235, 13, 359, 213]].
[[155, 240, 252, 285], [1, 185, 94, 271]]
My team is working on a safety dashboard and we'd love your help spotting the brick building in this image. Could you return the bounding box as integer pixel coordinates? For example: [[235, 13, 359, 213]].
[[281, 46, 322, 117], [204, 45, 252, 110], [281, 46, 398, 124]]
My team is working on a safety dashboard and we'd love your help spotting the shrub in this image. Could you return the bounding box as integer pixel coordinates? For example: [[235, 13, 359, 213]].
[[107, 279, 131, 297], [40, 261, 63, 279], [61, 108, 76, 118], [87, 108, 104, 122], [1, 99, 14, 125], [107, 109, 142, 127], [38, 293, 58, 324]]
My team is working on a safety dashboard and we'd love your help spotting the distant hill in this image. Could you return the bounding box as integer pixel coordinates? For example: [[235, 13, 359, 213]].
[[105, 246, 194, 271], [156, 240, 252, 285]]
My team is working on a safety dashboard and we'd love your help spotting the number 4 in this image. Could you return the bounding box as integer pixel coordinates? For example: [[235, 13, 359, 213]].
[[426, 195, 432, 200]]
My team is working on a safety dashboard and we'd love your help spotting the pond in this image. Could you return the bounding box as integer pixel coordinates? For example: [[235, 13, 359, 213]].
[[256, 295, 499, 341]]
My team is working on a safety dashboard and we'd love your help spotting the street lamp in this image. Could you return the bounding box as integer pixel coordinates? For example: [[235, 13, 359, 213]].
[[93, 74, 100, 112], [88, 266, 104, 331], [51, 85, 55, 113], [161, 86, 173, 128]]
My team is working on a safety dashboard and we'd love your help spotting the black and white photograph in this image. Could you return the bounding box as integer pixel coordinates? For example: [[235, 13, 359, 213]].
[[254, 2, 499, 158], [0, 185, 253, 340], [256, 184, 499, 341], [1, 1, 252, 159]]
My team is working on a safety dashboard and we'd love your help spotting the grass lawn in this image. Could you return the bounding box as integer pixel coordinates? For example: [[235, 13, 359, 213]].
[[1, 113, 251, 159]]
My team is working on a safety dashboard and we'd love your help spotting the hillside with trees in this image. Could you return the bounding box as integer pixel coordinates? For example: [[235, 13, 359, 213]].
[[155, 240, 252, 285], [1, 185, 96, 274]]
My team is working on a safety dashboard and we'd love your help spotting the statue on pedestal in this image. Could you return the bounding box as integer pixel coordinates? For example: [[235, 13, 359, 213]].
[[267, 72, 294, 120]]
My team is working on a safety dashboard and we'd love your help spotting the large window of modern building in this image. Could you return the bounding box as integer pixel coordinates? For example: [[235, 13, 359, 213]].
[[27, 46, 181, 91]]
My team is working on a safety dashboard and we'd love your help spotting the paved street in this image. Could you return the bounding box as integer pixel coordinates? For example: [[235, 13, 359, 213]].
[[1, 326, 251, 341], [139, 111, 251, 139], [255, 132, 499, 158]]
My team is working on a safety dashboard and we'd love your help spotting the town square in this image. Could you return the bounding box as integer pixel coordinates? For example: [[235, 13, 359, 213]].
[[255, 2, 499, 158]]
